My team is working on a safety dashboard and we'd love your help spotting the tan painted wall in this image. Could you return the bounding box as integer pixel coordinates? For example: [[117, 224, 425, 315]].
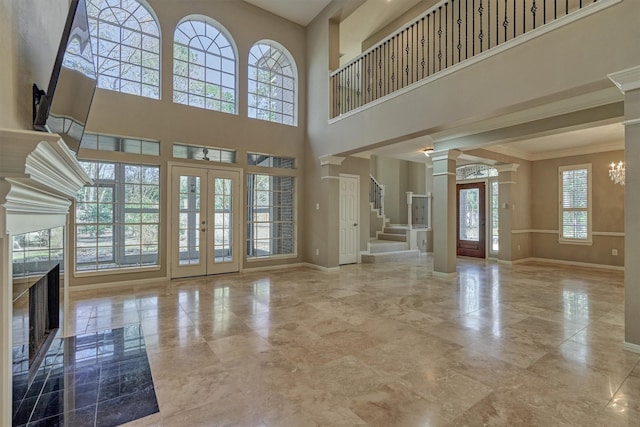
[[0, 0, 67, 129], [530, 150, 624, 267], [311, 0, 640, 158]]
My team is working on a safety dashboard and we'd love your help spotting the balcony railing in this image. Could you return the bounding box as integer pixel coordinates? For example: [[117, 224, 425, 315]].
[[330, 0, 603, 118]]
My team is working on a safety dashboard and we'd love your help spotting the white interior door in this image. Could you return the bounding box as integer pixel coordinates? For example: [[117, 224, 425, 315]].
[[171, 166, 241, 278], [339, 175, 359, 265]]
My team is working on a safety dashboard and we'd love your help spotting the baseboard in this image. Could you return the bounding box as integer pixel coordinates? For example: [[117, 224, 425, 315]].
[[69, 276, 170, 291], [526, 257, 624, 271], [242, 262, 304, 273], [623, 342, 640, 354], [498, 258, 532, 265], [432, 271, 457, 279], [302, 263, 340, 272]]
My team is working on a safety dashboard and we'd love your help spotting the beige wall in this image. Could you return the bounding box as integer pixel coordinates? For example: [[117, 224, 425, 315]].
[[0, 0, 67, 129], [531, 150, 625, 267], [311, 1, 639, 159]]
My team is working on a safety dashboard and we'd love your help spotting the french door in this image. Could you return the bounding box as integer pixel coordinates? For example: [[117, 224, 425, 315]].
[[456, 182, 486, 258], [171, 166, 241, 278]]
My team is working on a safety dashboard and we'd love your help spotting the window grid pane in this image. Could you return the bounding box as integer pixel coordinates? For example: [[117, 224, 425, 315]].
[[76, 161, 160, 271], [248, 42, 297, 126], [560, 167, 590, 241], [173, 18, 237, 114], [247, 174, 295, 258], [88, 0, 161, 99]]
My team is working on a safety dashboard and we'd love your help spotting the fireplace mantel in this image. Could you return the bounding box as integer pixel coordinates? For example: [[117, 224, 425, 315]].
[[0, 127, 92, 427]]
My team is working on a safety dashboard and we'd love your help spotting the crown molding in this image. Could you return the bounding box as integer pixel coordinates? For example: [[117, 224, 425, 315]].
[[608, 66, 640, 93]]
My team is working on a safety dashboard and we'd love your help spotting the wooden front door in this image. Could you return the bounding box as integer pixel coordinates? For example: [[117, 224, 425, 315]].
[[457, 182, 486, 258]]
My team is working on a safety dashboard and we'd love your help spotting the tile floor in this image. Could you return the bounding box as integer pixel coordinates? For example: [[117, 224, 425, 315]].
[[12, 325, 158, 426], [58, 256, 640, 426]]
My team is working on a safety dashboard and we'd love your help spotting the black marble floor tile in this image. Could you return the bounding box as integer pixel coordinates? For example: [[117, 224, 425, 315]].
[[12, 325, 158, 427]]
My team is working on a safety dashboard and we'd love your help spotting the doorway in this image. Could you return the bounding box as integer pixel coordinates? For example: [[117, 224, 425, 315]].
[[170, 165, 241, 278], [456, 182, 486, 258], [339, 174, 359, 265]]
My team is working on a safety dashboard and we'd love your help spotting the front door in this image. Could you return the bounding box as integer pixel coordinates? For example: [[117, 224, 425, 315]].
[[457, 182, 486, 258], [171, 166, 241, 278], [339, 175, 359, 264]]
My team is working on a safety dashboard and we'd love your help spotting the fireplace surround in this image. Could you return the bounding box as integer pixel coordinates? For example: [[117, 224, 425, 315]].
[[0, 128, 92, 427]]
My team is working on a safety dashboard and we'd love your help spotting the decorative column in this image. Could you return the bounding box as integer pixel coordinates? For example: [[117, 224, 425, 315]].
[[609, 66, 640, 353], [319, 155, 344, 270], [431, 149, 461, 277], [495, 163, 520, 263]]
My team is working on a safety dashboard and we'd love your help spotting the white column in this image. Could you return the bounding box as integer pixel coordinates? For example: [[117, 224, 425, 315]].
[[495, 163, 520, 263], [431, 150, 461, 277], [609, 66, 640, 352], [0, 203, 12, 427]]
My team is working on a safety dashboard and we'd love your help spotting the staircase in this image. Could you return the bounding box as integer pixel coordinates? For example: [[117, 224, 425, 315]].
[[362, 217, 420, 264]]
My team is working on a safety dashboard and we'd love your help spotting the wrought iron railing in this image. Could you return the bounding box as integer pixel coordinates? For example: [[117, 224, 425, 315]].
[[330, 0, 601, 118], [370, 175, 385, 215]]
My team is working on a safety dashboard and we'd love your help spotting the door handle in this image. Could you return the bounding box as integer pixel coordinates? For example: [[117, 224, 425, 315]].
[[353, 223, 358, 226], [201, 228, 206, 232]]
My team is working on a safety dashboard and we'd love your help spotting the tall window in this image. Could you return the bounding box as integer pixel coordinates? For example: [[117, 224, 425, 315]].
[[248, 41, 297, 126], [76, 161, 160, 271], [87, 0, 161, 98], [173, 17, 237, 113], [247, 175, 295, 258], [559, 164, 592, 243]]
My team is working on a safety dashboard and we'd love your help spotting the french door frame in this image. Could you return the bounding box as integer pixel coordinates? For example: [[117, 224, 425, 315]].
[[169, 163, 243, 278], [456, 180, 487, 259]]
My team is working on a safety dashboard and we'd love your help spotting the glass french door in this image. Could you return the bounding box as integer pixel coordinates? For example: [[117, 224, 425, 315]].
[[171, 166, 240, 278], [456, 182, 486, 258]]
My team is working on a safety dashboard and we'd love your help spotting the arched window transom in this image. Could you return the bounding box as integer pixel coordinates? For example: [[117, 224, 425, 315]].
[[248, 41, 297, 126], [87, 0, 161, 99], [173, 17, 237, 114]]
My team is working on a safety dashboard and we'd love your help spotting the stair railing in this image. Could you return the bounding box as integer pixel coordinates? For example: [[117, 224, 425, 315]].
[[370, 175, 385, 216]]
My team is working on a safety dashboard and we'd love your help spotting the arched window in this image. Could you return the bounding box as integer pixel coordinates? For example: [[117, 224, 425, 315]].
[[173, 17, 237, 114], [87, 0, 161, 99], [248, 41, 297, 126]]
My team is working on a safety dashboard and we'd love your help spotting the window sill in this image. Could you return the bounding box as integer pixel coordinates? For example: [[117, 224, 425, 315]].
[[558, 238, 593, 246], [74, 265, 161, 278], [246, 254, 298, 263]]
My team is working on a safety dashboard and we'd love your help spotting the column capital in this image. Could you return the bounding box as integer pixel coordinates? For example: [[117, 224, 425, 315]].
[[430, 149, 462, 162], [319, 155, 345, 166], [495, 163, 520, 173], [608, 65, 640, 93]]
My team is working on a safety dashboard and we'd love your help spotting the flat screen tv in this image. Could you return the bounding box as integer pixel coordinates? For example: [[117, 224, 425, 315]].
[[33, 0, 96, 154]]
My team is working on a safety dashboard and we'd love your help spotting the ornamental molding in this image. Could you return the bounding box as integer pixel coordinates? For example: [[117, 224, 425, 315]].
[[608, 65, 640, 94]]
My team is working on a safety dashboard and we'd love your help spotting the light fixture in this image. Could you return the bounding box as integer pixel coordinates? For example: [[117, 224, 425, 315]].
[[609, 161, 625, 186], [422, 148, 434, 157]]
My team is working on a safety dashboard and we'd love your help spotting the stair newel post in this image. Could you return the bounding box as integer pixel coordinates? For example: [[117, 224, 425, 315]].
[[407, 191, 413, 227], [427, 192, 433, 230]]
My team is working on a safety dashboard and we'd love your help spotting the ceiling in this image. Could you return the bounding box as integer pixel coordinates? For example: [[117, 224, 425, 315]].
[[243, 0, 334, 26]]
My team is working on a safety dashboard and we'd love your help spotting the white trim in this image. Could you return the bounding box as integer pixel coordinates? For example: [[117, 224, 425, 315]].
[[592, 231, 625, 237], [498, 258, 531, 265], [69, 275, 171, 291], [498, 181, 516, 185], [559, 238, 593, 246], [526, 257, 624, 271], [302, 262, 340, 272], [432, 172, 457, 177], [622, 342, 640, 354], [329, 0, 622, 124], [320, 175, 341, 180], [242, 262, 304, 273], [608, 65, 640, 93], [245, 254, 298, 263], [623, 118, 640, 127]]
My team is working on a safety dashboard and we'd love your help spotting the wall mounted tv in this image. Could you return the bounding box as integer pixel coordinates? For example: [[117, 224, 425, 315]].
[[33, 0, 96, 154]]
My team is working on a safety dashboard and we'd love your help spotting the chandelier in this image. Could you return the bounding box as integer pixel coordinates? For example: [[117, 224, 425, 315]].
[[609, 161, 625, 186]]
